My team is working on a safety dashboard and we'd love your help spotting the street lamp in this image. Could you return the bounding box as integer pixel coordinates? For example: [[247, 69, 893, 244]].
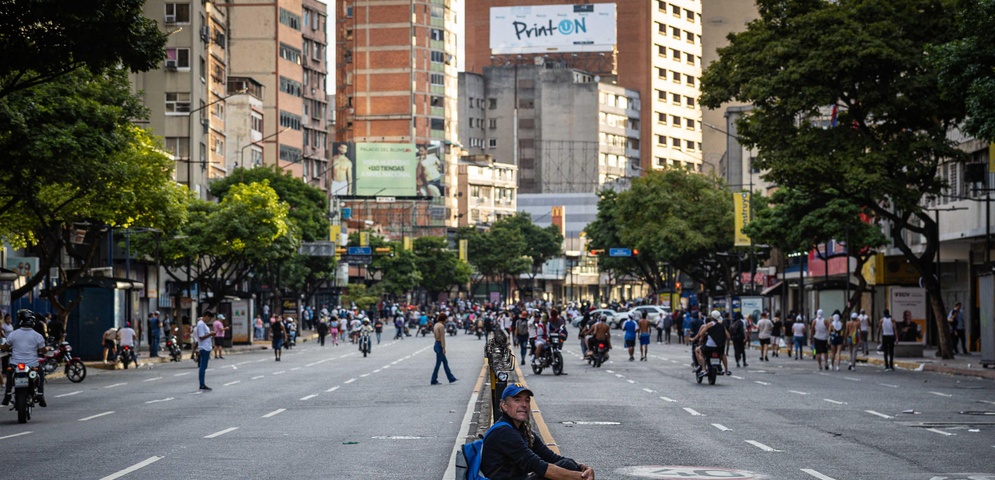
[[185, 87, 248, 192], [239, 128, 290, 169]]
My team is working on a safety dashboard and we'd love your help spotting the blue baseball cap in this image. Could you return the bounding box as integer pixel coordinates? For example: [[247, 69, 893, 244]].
[[501, 383, 534, 400]]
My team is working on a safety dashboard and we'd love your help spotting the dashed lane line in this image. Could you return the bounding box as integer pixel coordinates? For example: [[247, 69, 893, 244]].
[[326, 386, 340, 393], [104, 383, 127, 389], [360, 373, 370, 378], [643, 388, 654, 393], [174, 372, 191, 377], [291, 367, 301, 371], [144, 398, 174, 404], [223, 380, 240, 386], [262, 409, 286, 418], [660, 396, 676, 402], [251, 375, 264, 380], [865, 410, 894, 419], [272, 371, 285, 375], [789, 390, 809, 395], [929, 391, 953, 397], [373, 369, 382, 373], [344, 378, 356, 384], [824, 399, 847, 405], [55, 391, 81, 398], [731, 375, 744, 380], [98, 456, 164, 480], [300, 394, 317, 401], [79, 411, 115, 422], [877, 383, 898, 388], [0, 432, 32, 440], [801, 468, 837, 480], [754, 381, 770, 386], [143, 377, 162, 382], [683, 407, 704, 416], [712, 424, 731, 431], [204, 427, 238, 439], [627, 379, 636, 384], [745, 440, 780, 452], [843, 377, 860, 382], [926, 428, 955, 436]]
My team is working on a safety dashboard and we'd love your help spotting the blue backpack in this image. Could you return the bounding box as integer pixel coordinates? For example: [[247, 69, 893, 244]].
[[459, 420, 512, 480]]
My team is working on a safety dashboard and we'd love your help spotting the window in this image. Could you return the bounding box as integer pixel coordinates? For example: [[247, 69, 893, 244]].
[[430, 118, 445, 131], [686, 53, 695, 65], [671, 48, 680, 60], [279, 110, 302, 130], [280, 76, 302, 97], [672, 71, 681, 83], [346, 6, 353, 17], [279, 8, 301, 30], [489, 119, 497, 129], [251, 114, 263, 133], [658, 1, 666, 11], [672, 137, 681, 148], [658, 67, 666, 78], [165, 92, 190, 113], [686, 140, 695, 150], [672, 93, 681, 104], [686, 75, 695, 86], [214, 138, 224, 155], [658, 113, 667, 124], [165, 3, 190, 24], [658, 135, 667, 145], [672, 4, 680, 16], [488, 138, 497, 148], [657, 157, 667, 167], [430, 5, 444, 18], [430, 73, 444, 85], [685, 96, 695, 107], [430, 28, 443, 41], [312, 12, 320, 30], [488, 98, 497, 109], [164, 137, 189, 158], [686, 31, 695, 43], [279, 43, 301, 64], [685, 9, 695, 22], [686, 118, 695, 129], [657, 90, 666, 101], [671, 27, 680, 39], [280, 145, 302, 163], [164, 48, 190, 69], [212, 102, 224, 119], [430, 51, 445, 63]]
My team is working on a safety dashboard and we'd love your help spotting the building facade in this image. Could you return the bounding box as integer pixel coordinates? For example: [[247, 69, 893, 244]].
[[455, 155, 518, 228]]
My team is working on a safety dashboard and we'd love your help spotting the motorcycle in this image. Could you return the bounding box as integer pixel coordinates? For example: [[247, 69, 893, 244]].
[[589, 340, 610, 368], [40, 340, 86, 383], [697, 350, 724, 385], [118, 345, 136, 369], [418, 324, 431, 337], [531, 333, 564, 376], [358, 330, 372, 357], [9, 363, 41, 424], [446, 322, 457, 336], [166, 328, 183, 362]]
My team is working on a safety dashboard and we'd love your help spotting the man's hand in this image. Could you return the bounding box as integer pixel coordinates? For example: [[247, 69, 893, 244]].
[[580, 465, 594, 480]]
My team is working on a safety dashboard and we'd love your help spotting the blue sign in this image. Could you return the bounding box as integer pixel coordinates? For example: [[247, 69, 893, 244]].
[[341, 207, 352, 220], [609, 248, 632, 257], [347, 246, 372, 255]]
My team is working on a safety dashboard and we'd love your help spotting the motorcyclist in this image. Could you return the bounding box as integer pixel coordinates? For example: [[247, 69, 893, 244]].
[[358, 318, 374, 353], [1, 310, 50, 407], [586, 314, 612, 356], [117, 321, 137, 366], [531, 316, 548, 365], [692, 310, 730, 378]]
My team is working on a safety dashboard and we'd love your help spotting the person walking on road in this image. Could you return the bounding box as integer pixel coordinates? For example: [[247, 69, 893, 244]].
[[858, 309, 870, 355], [516, 312, 530, 365], [102, 325, 118, 364], [829, 311, 845, 371], [430, 312, 457, 385], [845, 312, 861, 370], [622, 314, 638, 361], [146, 312, 161, 358], [948, 302, 967, 355], [769, 312, 782, 358], [637, 312, 652, 361], [195, 311, 217, 390], [791, 315, 807, 360], [756, 312, 773, 362], [810, 309, 830, 370], [880, 309, 896, 371], [316, 317, 328, 346], [729, 313, 748, 368], [270, 317, 286, 361], [212, 314, 227, 359], [373, 317, 383, 344]]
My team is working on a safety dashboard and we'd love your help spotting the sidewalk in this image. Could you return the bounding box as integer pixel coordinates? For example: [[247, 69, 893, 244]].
[[746, 341, 995, 380]]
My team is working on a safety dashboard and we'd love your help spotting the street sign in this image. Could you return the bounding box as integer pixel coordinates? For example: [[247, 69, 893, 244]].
[[347, 246, 372, 255], [375, 196, 396, 203], [298, 241, 337, 257], [339, 254, 372, 264], [609, 248, 632, 257]]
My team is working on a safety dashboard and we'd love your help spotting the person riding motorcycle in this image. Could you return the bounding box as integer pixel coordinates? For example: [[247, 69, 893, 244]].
[[585, 314, 612, 356], [1, 310, 51, 407], [692, 310, 730, 378], [531, 317, 548, 364], [358, 318, 374, 352]]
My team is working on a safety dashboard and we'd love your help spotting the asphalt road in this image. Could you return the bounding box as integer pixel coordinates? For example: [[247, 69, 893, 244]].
[[521, 339, 995, 480]]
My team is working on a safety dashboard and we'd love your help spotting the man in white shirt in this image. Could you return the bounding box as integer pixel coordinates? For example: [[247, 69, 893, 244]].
[[2, 311, 50, 406], [117, 322, 137, 366], [195, 312, 217, 390]]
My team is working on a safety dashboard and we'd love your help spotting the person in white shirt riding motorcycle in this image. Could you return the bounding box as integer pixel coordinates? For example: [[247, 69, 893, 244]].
[[1, 310, 51, 407]]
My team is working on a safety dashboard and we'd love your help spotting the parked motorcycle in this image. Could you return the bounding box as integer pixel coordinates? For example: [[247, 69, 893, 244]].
[[40, 340, 86, 383], [697, 350, 724, 385], [118, 345, 136, 369], [531, 332, 564, 376], [166, 328, 183, 362], [9, 362, 41, 424], [589, 340, 610, 368], [358, 330, 372, 357]]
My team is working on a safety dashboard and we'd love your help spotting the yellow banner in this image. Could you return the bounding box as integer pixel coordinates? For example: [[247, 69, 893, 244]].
[[359, 231, 369, 246], [989, 143, 995, 173], [459, 239, 468, 261], [734, 192, 751, 246], [403, 236, 412, 251], [329, 225, 341, 243]]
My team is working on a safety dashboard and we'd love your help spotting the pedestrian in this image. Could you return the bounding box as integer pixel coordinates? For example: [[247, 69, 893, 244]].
[[770, 311, 782, 358], [0, 313, 11, 388], [791, 315, 806, 360], [212, 314, 227, 359], [756, 312, 773, 362], [102, 325, 117, 364], [316, 317, 328, 346], [880, 309, 896, 371], [253, 315, 264, 341], [729, 313, 748, 368], [857, 309, 870, 355], [679, 311, 691, 345], [947, 302, 967, 355], [829, 311, 845, 371], [393, 313, 404, 340], [270, 317, 285, 361], [195, 311, 216, 390], [147, 312, 162, 358], [622, 313, 638, 361], [845, 312, 861, 370], [637, 311, 651, 361], [430, 312, 458, 385], [373, 317, 383, 344], [330, 315, 341, 345], [516, 312, 530, 365], [810, 309, 830, 371], [661, 311, 673, 344]]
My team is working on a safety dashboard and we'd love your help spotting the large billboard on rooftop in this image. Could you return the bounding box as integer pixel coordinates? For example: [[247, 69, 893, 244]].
[[490, 4, 617, 55]]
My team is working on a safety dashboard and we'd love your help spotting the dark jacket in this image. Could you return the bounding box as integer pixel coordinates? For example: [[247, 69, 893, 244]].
[[480, 414, 567, 480]]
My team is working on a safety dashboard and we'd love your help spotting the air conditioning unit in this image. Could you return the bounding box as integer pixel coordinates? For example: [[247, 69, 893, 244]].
[[201, 117, 209, 127], [164, 60, 177, 70], [164, 14, 176, 24]]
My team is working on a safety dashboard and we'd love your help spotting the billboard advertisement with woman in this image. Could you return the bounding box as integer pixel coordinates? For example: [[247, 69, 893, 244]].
[[888, 286, 926, 345]]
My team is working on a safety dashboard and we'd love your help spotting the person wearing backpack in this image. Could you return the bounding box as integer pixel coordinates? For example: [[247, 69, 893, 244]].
[[476, 383, 594, 480], [515, 313, 529, 365]]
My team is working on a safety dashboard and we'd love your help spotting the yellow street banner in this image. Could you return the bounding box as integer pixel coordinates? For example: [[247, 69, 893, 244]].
[[328, 225, 341, 243], [734, 192, 751, 247], [989, 142, 995, 173], [403, 236, 412, 251], [459, 239, 468, 261], [359, 231, 369, 246]]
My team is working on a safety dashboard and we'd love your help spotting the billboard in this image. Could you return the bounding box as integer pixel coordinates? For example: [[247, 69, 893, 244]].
[[734, 192, 751, 247], [888, 286, 927, 345], [490, 4, 616, 54], [329, 142, 445, 197]]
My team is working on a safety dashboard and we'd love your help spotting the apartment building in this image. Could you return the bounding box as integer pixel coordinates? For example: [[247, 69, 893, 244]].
[[225, 77, 265, 171], [455, 155, 518, 228], [464, 1, 703, 174], [302, 0, 330, 191]]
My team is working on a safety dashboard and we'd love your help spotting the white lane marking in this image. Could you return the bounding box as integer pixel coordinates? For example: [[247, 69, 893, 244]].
[[746, 440, 780, 452], [144, 397, 174, 404], [262, 409, 286, 418], [843, 377, 860, 381], [929, 391, 953, 397], [789, 390, 809, 395], [300, 394, 317, 401], [712, 424, 731, 431], [326, 386, 340, 393], [223, 380, 240, 386], [801, 468, 837, 480], [926, 428, 955, 436], [627, 379, 636, 384], [877, 383, 898, 388], [823, 399, 846, 405], [204, 427, 238, 439], [643, 388, 655, 393], [104, 383, 127, 389], [189, 391, 202, 395], [660, 396, 676, 402], [615, 374, 624, 378], [251, 375, 264, 380], [55, 391, 82, 398], [291, 367, 301, 371], [731, 375, 744, 380], [98, 456, 164, 480], [360, 373, 370, 378], [0, 431, 32, 440], [236, 361, 252, 366], [683, 407, 704, 416], [273, 371, 285, 375], [173, 372, 191, 377], [391, 360, 400, 365], [865, 410, 894, 419], [344, 378, 356, 384], [605, 370, 614, 373], [979, 400, 995, 405], [142, 377, 162, 382], [373, 369, 382, 373], [754, 381, 770, 386], [382, 365, 390, 369], [79, 411, 115, 422]]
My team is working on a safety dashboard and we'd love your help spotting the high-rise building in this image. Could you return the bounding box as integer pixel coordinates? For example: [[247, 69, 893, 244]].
[[333, 0, 462, 235], [302, 0, 331, 191], [464, 1, 704, 174]]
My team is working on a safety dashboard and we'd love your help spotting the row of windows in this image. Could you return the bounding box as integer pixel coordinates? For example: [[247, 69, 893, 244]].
[[656, 90, 697, 108], [658, 2, 698, 23], [600, 92, 640, 110], [658, 68, 696, 86], [280, 145, 302, 163], [600, 133, 636, 150], [657, 113, 699, 130], [430, 73, 444, 86], [279, 110, 302, 131], [280, 76, 303, 97], [657, 22, 700, 45], [302, 9, 325, 32], [657, 136, 702, 152], [656, 157, 701, 171], [599, 112, 639, 131], [467, 138, 498, 148], [599, 153, 628, 168], [657, 45, 700, 66], [279, 8, 301, 30], [279, 43, 301, 64], [303, 39, 324, 62], [467, 118, 498, 130], [302, 128, 327, 149]]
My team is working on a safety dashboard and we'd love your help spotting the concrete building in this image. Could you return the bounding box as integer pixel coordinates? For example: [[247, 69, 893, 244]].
[[455, 155, 518, 228], [463, 0, 703, 174], [458, 64, 641, 194], [301, 0, 331, 191], [333, 0, 462, 234], [225, 77, 265, 171]]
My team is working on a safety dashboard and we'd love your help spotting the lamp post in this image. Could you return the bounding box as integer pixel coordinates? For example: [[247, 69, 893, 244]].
[[240, 127, 290, 169], [186, 88, 247, 193]]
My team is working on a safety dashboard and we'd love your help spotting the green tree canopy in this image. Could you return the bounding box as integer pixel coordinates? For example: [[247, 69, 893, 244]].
[[932, 0, 995, 142], [413, 236, 471, 300]]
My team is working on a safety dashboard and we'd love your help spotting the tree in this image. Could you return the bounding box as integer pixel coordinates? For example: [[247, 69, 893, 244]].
[[932, 0, 995, 142], [701, 0, 965, 357], [457, 223, 530, 300], [584, 190, 639, 301], [496, 212, 563, 299], [0, 0, 167, 99], [413, 236, 471, 301]]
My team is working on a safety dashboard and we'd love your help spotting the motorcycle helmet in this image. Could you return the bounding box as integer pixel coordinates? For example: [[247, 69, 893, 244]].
[[16, 309, 36, 328], [362, 318, 370, 324]]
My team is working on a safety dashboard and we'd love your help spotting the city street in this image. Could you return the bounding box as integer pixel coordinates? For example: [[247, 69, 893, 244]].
[[2, 332, 994, 480]]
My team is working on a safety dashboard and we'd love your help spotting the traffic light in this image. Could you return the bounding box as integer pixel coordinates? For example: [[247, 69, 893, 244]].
[[632, 248, 639, 256], [675, 282, 682, 291], [335, 247, 347, 254]]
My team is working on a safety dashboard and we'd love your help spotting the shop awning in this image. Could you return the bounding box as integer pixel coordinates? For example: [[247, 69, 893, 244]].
[[760, 281, 784, 296]]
